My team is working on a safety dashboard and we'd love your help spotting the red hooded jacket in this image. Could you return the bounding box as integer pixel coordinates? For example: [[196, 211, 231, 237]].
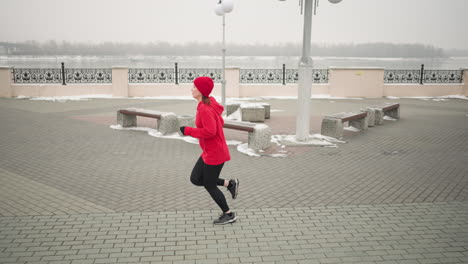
[[184, 97, 231, 165]]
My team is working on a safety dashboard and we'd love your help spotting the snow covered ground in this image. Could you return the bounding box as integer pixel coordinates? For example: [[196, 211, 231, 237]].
[[110, 124, 345, 158], [15, 94, 468, 102]]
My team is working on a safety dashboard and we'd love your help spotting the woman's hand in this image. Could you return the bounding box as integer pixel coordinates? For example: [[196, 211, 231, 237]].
[[179, 126, 186, 136]]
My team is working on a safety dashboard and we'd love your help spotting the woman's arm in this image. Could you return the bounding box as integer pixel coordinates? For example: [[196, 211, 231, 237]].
[[184, 109, 217, 139]]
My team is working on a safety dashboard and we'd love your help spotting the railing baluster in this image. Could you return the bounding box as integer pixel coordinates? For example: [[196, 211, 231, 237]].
[[175, 63, 179, 85], [61, 62, 66, 85], [420, 64, 424, 85], [282, 64, 286, 85]]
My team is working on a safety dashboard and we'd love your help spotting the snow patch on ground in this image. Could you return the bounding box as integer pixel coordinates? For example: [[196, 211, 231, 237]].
[[225, 109, 241, 121], [227, 140, 242, 146], [110, 125, 199, 144], [236, 144, 260, 157], [15, 94, 467, 102], [110, 125, 344, 158], [236, 143, 288, 158], [17, 94, 114, 102], [111, 125, 243, 147], [311, 94, 363, 100], [344, 126, 361, 132], [130, 96, 195, 100], [255, 95, 363, 100], [387, 95, 468, 101], [271, 134, 345, 148]]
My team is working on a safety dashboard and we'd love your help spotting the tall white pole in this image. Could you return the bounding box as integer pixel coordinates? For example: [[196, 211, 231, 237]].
[[296, 0, 314, 141], [221, 14, 226, 107]]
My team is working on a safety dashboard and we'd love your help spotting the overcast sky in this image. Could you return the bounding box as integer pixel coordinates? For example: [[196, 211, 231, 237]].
[[1, 0, 467, 49]]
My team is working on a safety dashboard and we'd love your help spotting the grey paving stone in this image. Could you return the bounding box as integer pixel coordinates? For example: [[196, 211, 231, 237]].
[[1, 98, 468, 263]]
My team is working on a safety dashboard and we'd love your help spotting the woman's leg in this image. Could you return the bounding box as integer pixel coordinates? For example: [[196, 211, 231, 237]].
[[190, 157, 205, 186], [202, 162, 230, 213]]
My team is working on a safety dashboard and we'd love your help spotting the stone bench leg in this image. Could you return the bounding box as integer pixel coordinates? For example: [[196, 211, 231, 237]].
[[117, 112, 137, 127], [321, 117, 343, 139], [241, 107, 265, 122], [371, 108, 384, 125], [385, 107, 400, 119], [177, 115, 194, 127], [248, 125, 271, 150], [363, 108, 376, 127], [259, 103, 271, 119], [158, 113, 178, 135], [226, 103, 240, 116], [349, 115, 369, 131]]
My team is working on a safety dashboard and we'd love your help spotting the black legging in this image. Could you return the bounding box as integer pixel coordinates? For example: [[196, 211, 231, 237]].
[[190, 157, 229, 213]]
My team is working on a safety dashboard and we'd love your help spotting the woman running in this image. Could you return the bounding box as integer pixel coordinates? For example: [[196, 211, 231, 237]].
[[179, 76, 239, 225]]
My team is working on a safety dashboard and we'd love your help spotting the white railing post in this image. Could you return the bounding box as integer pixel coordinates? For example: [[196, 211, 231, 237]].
[[0, 66, 13, 98]]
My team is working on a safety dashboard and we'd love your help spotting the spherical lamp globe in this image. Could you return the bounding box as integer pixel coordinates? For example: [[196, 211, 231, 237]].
[[221, 0, 234, 13], [214, 3, 225, 16]]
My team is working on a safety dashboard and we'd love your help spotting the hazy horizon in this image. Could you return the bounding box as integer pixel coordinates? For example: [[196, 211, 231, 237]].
[[2, 40, 464, 51], [1, 0, 467, 50]]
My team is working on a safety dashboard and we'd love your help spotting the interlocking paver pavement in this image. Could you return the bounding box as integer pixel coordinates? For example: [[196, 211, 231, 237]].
[[1, 96, 467, 263]]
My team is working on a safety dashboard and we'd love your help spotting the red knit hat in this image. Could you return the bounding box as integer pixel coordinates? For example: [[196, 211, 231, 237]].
[[193, 76, 214, 97]]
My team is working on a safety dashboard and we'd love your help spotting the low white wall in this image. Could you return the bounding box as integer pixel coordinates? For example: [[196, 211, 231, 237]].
[[1, 66, 466, 98], [0, 67, 12, 97], [239, 84, 329, 97], [112, 67, 129, 97], [129, 83, 223, 97], [384, 84, 464, 97], [464, 69, 468, 96], [12, 84, 113, 97], [328, 67, 385, 98]]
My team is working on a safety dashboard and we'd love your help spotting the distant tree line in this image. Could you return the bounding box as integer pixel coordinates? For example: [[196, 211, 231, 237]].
[[0, 40, 463, 58]]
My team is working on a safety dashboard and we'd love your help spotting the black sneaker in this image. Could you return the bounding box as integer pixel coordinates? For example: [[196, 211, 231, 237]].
[[214, 212, 237, 225], [227, 178, 239, 199]]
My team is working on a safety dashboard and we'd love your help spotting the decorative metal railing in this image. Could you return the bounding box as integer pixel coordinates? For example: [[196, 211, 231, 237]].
[[384, 70, 421, 84], [11, 63, 464, 85], [178, 68, 222, 83], [286, 69, 328, 83], [384, 64, 463, 84], [240, 67, 328, 84], [423, 70, 463, 84], [13, 68, 62, 84], [65, 69, 112, 83], [12, 65, 112, 84], [129, 68, 174, 83], [240, 69, 282, 83]]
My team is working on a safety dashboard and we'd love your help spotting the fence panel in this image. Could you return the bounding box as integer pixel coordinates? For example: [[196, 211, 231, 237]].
[[13, 68, 62, 84], [384, 69, 463, 84], [240, 69, 282, 83], [384, 70, 421, 84], [129, 68, 174, 83], [423, 70, 463, 84], [65, 69, 112, 83], [178, 69, 222, 83]]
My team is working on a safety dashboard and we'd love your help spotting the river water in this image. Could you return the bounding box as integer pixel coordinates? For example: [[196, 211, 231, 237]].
[[1, 55, 467, 70]]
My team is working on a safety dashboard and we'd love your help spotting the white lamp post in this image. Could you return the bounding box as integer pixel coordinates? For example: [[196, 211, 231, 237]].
[[280, 0, 342, 141], [214, 0, 234, 108]]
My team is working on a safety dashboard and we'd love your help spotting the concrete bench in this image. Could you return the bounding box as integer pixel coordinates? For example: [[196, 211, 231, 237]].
[[360, 108, 378, 127], [223, 120, 271, 150], [117, 108, 193, 135], [321, 112, 368, 139], [227, 102, 271, 122], [367, 103, 400, 125], [240, 104, 265, 122], [226, 103, 241, 116], [258, 103, 271, 119]]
